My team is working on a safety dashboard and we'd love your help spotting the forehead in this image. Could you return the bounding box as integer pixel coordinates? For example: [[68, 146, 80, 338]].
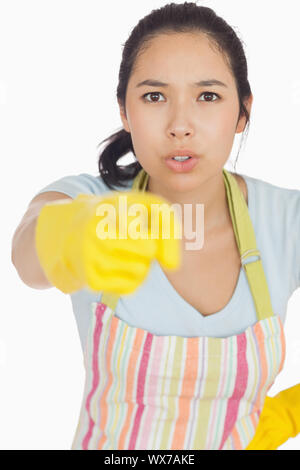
[[130, 32, 233, 85]]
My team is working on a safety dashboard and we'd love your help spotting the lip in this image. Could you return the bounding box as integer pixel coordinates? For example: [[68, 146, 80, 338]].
[[164, 155, 199, 173], [164, 149, 200, 159]]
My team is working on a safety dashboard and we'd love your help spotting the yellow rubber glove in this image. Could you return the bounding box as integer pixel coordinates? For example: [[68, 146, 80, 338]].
[[246, 383, 300, 450], [35, 191, 181, 295]]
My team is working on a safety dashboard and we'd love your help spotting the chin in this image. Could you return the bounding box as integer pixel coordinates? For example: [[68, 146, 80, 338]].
[[168, 178, 199, 193]]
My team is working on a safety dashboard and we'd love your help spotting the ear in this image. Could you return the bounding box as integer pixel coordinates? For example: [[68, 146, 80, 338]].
[[118, 99, 131, 133], [236, 94, 253, 134]]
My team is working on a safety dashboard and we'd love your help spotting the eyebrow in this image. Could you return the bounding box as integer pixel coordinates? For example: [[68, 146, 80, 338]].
[[135, 78, 228, 88]]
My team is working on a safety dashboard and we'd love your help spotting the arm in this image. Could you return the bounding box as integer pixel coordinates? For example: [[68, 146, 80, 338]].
[[11, 192, 73, 289]]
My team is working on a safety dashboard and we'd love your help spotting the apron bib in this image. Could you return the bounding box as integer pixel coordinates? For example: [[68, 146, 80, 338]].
[[71, 169, 286, 450]]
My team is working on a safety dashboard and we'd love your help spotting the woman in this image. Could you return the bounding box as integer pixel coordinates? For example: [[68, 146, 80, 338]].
[[11, 2, 300, 450]]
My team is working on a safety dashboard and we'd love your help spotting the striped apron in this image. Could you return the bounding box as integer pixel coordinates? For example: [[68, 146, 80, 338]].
[[71, 169, 286, 450]]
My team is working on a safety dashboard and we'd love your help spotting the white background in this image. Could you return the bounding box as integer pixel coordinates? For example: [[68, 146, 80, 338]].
[[1, 0, 300, 450]]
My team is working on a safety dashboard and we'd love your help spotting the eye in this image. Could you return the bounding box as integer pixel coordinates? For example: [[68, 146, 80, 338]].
[[199, 91, 220, 102], [141, 91, 220, 103], [142, 92, 165, 103]]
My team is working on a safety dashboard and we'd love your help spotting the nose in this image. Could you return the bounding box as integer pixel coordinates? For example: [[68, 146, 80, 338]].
[[169, 129, 193, 138], [167, 105, 195, 139]]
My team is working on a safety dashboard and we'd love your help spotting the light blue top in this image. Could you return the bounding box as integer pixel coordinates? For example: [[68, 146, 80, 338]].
[[35, 171, 300, 353]]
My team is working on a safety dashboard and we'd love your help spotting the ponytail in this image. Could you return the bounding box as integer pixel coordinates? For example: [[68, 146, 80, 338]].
[[97, 128, 142, 190]]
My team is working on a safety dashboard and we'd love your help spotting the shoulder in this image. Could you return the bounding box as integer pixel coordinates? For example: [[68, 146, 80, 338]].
[[34, 172, 134, 199], [229, 171, 300, 208], [236, 172, 300, 234], [240, 172, 300, 202], [236, 173, 300, 295]]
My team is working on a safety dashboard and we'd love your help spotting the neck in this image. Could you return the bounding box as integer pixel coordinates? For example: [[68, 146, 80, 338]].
[[146, 171, 231, 235]]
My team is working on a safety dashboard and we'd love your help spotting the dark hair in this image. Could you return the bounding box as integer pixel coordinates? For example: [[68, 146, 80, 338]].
[[97, 2, 252, 190]]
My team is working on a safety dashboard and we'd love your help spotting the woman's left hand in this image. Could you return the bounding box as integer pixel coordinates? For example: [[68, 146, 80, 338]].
[[246, 383, 300, 450]]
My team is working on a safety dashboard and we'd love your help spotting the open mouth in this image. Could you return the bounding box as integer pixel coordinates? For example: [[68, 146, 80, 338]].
[[172, 156, 192, 161], [165, 156, 199, 173]]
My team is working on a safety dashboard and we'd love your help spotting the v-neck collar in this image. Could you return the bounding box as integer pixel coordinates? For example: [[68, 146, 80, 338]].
[[150, 173, 254, 319]]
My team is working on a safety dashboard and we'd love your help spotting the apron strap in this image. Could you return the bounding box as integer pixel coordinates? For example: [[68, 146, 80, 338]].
[[223, 169, 274, 320], [100, 291, 120, 312], [101, 168, 274, 321], [131, 167, 149, 191]]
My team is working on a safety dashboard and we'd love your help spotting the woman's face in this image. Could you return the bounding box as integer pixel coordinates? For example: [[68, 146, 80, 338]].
[[119, 32, 252, 193]]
